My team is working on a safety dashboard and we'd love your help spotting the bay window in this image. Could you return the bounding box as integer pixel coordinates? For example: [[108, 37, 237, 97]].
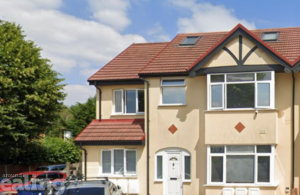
[[101, 149, 137, 176], [113, 89, 144, 114], [207, 145, 275, 185], [208, 71, 274, 110]]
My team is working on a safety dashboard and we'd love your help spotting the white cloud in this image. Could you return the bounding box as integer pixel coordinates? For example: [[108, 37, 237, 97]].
[[147, 23, 170, 42], [87, 0, 131, 31], [80, 68, 101, 78], [0, 0, 147, 106], [170, 0, 256, 33], [64, 85, 96, 106]]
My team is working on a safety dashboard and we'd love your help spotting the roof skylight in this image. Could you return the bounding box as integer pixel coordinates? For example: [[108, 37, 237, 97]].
[[179, 36, 201, 46], [261, 32, 279, 41]]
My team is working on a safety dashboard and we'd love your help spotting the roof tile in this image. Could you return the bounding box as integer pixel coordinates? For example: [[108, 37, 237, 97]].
[[74, 119, 145, 142]]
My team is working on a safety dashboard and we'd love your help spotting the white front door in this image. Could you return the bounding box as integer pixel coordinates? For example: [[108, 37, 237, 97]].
[[166, 152, 182, 195]]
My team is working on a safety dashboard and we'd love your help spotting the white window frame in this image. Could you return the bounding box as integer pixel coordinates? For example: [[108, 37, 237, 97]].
[[101, 149, 137, 177], [207, 145, 275, 186], [160, 78, 186, 105], [113, 89, 144, 115], [207, 71, 275, 110], [113, 89, 124, 114], [154, 149, 191, 182]]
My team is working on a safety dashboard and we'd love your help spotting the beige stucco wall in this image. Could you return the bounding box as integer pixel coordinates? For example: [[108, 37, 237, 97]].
[[205, 110, 278, 144], [203, 36, 279, 68], [82, 145, 146, 195], [203, 36, 238, 68], [147, 76, 206, 195]]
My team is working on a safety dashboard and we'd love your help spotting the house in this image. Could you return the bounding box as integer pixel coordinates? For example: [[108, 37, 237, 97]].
[[74, 24, 300, 195]]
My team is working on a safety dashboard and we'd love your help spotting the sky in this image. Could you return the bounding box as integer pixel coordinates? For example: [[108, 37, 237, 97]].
[[0, 0, 299, 106]]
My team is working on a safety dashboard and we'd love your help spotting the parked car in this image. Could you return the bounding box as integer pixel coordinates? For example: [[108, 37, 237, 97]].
[[35, 164, 66, 172], [0, 171, 66, 195], [54, 179, 122, 195]]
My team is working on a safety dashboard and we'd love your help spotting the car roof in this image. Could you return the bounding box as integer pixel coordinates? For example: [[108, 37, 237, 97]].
[[65, 180, 109, 189], [16, 171, 66, 175], [37, 164, 66, 168]]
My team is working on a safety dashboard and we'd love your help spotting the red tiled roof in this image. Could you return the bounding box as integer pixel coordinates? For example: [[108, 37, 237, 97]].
[[74, 119, 145, 142], [89, 24, 300, 81], [88, 42, 168, 81]]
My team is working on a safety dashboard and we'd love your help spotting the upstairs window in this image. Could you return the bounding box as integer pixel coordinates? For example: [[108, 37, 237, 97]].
[[161, 79, 186, 105], [179, 36, 201, 46], [114, 89, 144, 114], [208, 71, 274, 110], [261, 32, 279, 41]]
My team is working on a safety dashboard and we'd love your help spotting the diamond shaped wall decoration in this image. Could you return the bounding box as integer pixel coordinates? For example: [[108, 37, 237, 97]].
[[168, 124, 178, 134], [235, 122, 245, 133]]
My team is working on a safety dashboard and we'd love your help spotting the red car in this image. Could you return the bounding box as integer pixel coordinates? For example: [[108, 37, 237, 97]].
[[0, 171, 66, 195]]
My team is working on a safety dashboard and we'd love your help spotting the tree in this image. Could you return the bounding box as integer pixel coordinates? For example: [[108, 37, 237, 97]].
[[0, 20, 65, 163], [41, 137, 81, 163], [66, 96, 96, 137]]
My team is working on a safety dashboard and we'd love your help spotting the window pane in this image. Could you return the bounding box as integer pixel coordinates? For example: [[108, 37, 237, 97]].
[[162, 87, 185, 104], [138, 90, 145, 112], [227, 83, 254, 108], [126, 151, 136, 174], [184, 156, 191, 180], [114, 90, 122, 113], [180, 36, 200, 45], [257, 83, 270, 107], [257, 72, 271, 81], [257, 145, 272, 153], [211, 146, 224, 153], [114, 150, 124, 175], [102, 151, 111, 174], [258, 156, 270, 182], [211, 85, 223, 108], [126, 90, 136, 113], [157, 156, 163, 179], [227, 73, 255, 82], [227, 146, 255, 153], [226, 156, 254, 183], [262, 32, 278, 41], [211, 75, 224, 82], [211, 157, 223, 182], [162, 80, 185, 86]]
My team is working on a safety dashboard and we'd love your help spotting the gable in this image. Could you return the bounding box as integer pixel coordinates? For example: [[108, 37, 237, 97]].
[[202, 35, 279, 69], [188, 24, 295, 77]]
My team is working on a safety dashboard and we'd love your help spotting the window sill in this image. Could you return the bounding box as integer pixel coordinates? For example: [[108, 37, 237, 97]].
[[205, 108, 278, 112], [98, 175, 138, 179], [204, 183, 278, 187], [111, 113, 145, 116], [158, 104, 187, 107]]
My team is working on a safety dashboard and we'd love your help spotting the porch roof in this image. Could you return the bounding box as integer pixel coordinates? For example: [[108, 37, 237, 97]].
[[74, 119, 145, 145]]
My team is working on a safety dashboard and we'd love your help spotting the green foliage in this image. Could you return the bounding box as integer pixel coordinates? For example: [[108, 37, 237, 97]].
[[13, 137, 81, 165], [66, 96, 96, 136], [41, 137, 81, 163], [0, 20, 66, 163]]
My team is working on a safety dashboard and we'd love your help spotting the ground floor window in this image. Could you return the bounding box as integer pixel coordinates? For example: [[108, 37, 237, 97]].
[[101, 149, 137, 176], [207, 145, 274, 185]]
